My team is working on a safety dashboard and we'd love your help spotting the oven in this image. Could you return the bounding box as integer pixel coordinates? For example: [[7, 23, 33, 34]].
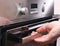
[[0, 0, 56, 46], [0, 17, 58, 46]]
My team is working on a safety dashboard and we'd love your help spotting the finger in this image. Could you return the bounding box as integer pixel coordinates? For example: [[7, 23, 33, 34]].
[[36, 23, 51, 33], [31, 31, 38, 36], [30, 31, 42, 40]]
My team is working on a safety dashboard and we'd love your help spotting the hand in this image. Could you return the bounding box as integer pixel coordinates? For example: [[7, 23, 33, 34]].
[[32, 20, 60, 44]]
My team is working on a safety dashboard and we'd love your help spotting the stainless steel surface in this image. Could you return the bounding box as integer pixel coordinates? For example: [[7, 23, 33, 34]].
[[0, 0, 54, 23]]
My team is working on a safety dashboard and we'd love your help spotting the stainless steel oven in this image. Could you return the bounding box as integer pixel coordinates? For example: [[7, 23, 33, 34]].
[[0, 0, 56, 46], [0, 17, 58, 46]]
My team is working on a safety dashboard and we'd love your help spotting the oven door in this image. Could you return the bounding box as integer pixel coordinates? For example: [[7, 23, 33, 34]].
[[7, 18, 58, 46]]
